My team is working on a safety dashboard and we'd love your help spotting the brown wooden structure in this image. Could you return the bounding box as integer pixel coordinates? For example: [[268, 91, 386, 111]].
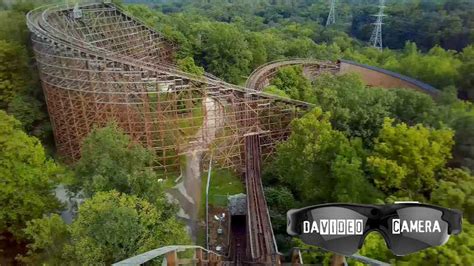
[[27, 2, 310, 177], [27, 2, 404, 264]]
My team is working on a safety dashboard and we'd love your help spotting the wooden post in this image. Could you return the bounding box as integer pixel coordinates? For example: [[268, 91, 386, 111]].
[[166, 250, 178, 266], [209, 253, 219, 266], [196, 248, 203, 266], [291, 249, 301, 265], [330, 253, 346, 266]]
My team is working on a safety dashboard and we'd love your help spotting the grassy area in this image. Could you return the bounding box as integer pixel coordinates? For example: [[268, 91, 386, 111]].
[[161, 175, 177, 190], [177, 105, 204, 137], [196, 225, 207, 247], [199, 169, 245, 218]]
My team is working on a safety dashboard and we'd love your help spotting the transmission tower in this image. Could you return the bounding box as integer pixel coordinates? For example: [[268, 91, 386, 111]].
[[326, 0, 336, 26], [369, 0, 386, 50]]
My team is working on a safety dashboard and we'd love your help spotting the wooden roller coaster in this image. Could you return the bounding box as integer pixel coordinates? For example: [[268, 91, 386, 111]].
[[27, 1, 308, 264], [27, 1, 437, 264]]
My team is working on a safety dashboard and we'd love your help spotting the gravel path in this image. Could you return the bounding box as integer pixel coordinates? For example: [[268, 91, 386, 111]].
[[167, 97, 224, 241]]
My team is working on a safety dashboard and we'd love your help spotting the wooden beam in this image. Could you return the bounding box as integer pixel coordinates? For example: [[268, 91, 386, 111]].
[[166, 250, 177, 266]]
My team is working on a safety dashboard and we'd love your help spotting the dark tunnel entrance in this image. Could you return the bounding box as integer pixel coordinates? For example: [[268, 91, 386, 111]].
[[229, 215, 247, 264]]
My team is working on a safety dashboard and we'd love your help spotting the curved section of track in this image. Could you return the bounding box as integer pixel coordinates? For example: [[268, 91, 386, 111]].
[[246, 58, 439, 96], [245, 58, 340, 91]]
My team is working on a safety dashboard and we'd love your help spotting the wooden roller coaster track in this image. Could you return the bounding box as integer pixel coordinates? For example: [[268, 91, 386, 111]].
[[27, 2, 438, 264], [27, 1, 307, 263]]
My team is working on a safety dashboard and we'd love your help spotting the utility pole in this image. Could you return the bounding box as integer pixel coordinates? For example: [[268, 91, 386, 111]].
[[369, 0, 386, 50], [326, 0, 336, 26], [205, 155, 212, 250]]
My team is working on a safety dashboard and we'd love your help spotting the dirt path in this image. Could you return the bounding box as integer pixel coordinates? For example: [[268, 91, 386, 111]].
[[167, 97, 224, 241]]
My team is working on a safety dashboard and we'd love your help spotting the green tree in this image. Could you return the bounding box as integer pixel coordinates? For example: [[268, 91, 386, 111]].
[[284, 37, 316, 58], [451, 114, 474, 172], [359, 220, 474, 265], [73, 124, 169, 208], [263, 85, 290, 98], [0, 111, 62, 240], [246, 32, 268, 69], [270, 66, 312, 101], [199, 22, 252, 84], [7, 93, 46, 132], [430, 93, 474, 172], [273, 108, 381, 204], [0, 10, 30, 45], [312, 73, 395, 145], [431, 168, 474, 223], [389, 89, 437, 126], [65, 191, 189, 264], [0, 40, 29, 107], [264, 186, 297, 234], [260, 31, 286, 61], [356, 233, 392, 263], [398, 219, 474, 265], [19, 214, 70, 264], [367, 118, 454, 199], [458, 45, 474, 101], [177, 56, 205, 77], [290, 238, 332, 265], [23, 191, 189, 265], [389, 43, 462, 89]]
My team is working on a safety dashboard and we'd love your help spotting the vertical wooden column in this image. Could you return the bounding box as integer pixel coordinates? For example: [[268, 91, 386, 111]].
[[166, 250, 177, 266], [330, 254, 346, 266], [196, 248, 203, 266], [209, 253, 220, 266], [291, 248, 302, 265]]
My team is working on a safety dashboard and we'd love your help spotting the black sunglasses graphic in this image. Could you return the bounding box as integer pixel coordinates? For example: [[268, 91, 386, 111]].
[[287, 202, 462, 256]]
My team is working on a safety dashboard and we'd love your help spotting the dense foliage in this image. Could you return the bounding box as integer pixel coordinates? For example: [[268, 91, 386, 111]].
[[0, 111, 63, 241], [73, 125, 160, 199], [264, 71, 474, 262], [17, 125, 189, 264], [0, 2, 52, 140], [20, 191, 190, 264], [136, 0, 474, 99], [367, 118, 454, 198], [272, 107, 380, 204]]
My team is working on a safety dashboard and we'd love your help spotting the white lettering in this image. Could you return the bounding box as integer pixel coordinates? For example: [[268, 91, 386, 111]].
[[355, 220, 364, 235], [425, 220, 431, 232], [391, 219, 443, 234], [301, 219, 364, 235], [320, 220, 328, 235], [303, 221, 310, 233], [311, 220, 319, 233], [392, 219, 400, 234], [433, 221, 441, 232], [337, 220, 345, 235], [347, 220, 354, 234], [330, 220, 337, 235], [410, 220, 417, 232], [401, 220, 409, 232]]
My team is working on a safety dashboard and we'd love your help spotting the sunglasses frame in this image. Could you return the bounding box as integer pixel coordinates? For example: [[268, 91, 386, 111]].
[[287, 202, 462, 255]]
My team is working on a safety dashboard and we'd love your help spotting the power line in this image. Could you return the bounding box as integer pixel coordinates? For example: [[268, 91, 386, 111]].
[[369, 0, 386, 50], [326, 0, 336, 26]]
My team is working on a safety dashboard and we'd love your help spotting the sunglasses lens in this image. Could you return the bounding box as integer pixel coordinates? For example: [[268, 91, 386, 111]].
[[298, 207, 369, 255], [384, 207, 449, 255]]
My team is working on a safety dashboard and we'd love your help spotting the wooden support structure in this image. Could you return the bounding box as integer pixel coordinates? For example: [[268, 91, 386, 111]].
[[27, 2, 310, 177], [331, 254, 346, 266], [28, 2, 308, 264], [196, 248, 204, 266], [166, 250, 177, 266]]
